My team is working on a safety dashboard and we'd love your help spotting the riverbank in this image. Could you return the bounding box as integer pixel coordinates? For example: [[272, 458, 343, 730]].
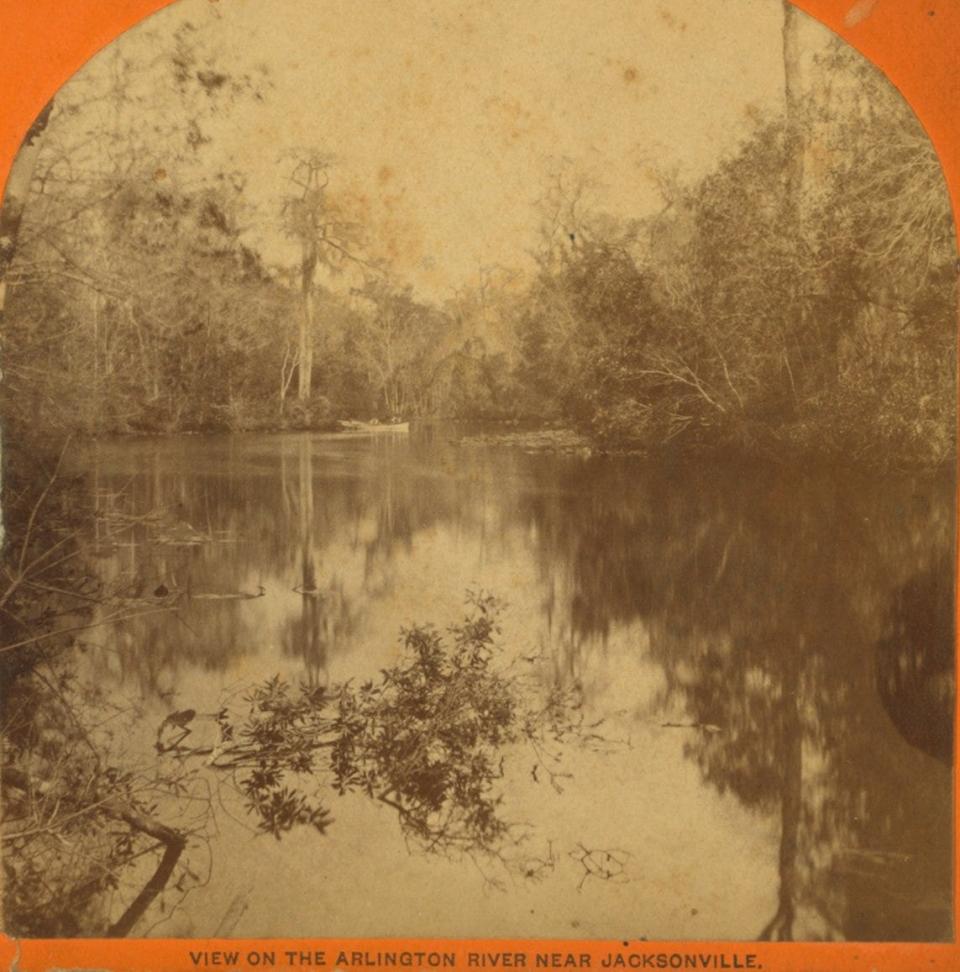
[[451, 420, 955, 475], [10, 411, 954, 475]]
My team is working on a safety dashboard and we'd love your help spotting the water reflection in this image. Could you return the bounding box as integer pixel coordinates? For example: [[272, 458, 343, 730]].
[[523, 460, 954, 940], [72, 432, 954, 940], [280, 438, 357, 687], [876, 551, 954, 766]]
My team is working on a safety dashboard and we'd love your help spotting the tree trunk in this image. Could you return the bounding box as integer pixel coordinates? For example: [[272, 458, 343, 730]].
[[0, 100, 54, 530], [782, 2, 805, 195], [781, 1, 805, 405], [105, 803, 186, 937], [279, 342, 297, 415], [298, 245, 318, 401], [0, 100, 54, 320], [2, 767, 185, 938]]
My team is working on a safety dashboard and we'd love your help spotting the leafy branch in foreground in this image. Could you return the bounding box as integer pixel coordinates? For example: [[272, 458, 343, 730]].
[[329, 592, 517, 853], [171, 594, 604, 864]]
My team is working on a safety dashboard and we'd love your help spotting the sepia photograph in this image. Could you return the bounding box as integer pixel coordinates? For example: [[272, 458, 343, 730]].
[[0, 0, 955, 946]]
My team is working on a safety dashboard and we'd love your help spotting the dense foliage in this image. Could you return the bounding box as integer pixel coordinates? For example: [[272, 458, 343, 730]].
[[512, 48, 956, 465], [1, 28, 955, 459]]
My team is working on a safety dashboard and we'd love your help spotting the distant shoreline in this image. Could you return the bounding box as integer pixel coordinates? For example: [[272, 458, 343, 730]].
[[55, 418, 955, 476]]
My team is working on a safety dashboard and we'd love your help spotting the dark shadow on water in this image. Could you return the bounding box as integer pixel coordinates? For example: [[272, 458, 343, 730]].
[[876, 550, 955, 766]]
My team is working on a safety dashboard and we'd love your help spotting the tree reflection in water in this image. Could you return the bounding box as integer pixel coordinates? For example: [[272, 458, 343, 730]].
[[876, 551, 954, 766], [522, 461, 954, 941], [282, 438, 357, 688], [5, 592, 609, 934], [66, 436, 954, 939]]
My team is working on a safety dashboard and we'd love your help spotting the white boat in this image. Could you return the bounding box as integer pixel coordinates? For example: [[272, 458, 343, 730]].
[[339, 420, 410, 434]]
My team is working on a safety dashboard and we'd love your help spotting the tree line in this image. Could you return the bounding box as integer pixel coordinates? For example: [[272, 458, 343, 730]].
[[1, 7, 955, 467]]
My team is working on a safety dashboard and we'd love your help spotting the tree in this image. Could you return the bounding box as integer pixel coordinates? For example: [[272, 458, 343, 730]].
[[0, 101, 54, 323], [350, 276, 443, 417], [780, 0, 806, 408], [281, 152, 365, 403], [2, 17, 278, 435]]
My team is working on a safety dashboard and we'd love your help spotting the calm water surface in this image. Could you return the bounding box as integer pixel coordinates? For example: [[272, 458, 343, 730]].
[[72, 428, 954, 940]]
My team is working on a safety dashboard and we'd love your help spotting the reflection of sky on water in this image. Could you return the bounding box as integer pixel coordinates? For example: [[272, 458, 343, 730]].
[[70, 430, 953, 940]]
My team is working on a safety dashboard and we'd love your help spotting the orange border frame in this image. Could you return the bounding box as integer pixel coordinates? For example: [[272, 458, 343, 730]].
[[1, 1, 958, 970]]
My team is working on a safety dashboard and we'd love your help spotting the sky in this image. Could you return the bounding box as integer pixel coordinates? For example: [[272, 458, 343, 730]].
[[57, 0, 838, 300]]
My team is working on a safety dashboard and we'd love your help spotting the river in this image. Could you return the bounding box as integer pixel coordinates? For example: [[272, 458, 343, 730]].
[[70, 427, 954, 940]]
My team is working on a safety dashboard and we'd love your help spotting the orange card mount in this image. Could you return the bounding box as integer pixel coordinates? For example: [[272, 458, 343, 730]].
[[0, 1, 957, 971]]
